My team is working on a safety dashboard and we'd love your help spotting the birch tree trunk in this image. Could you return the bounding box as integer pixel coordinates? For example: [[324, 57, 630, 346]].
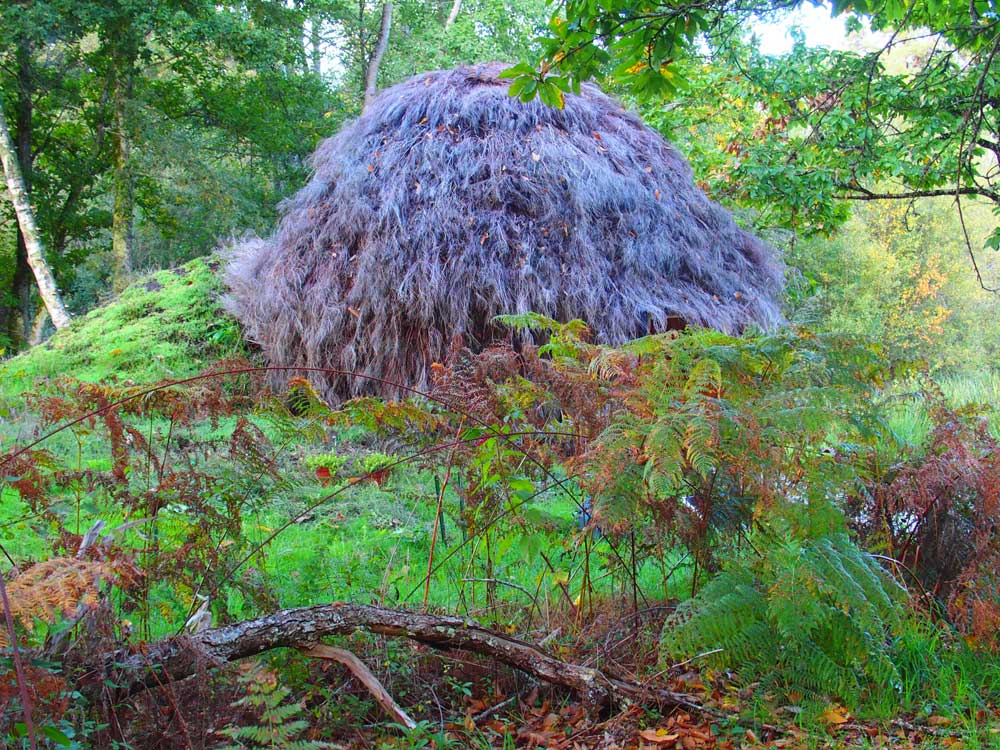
[[8, 40, 35, 347], [0, 107, 71, 330], [445, 0, 462, 28], [363, 2, 393, 110], [311, 18, 323, 76]]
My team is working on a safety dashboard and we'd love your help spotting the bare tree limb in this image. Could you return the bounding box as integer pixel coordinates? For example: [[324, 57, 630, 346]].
[[834, 183, 1000, 203], [300, 644, 416, 729], [105, 603, 710, 715]]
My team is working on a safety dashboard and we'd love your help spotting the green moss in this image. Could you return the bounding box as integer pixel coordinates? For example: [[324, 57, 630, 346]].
[[0, 256, 246, 396]]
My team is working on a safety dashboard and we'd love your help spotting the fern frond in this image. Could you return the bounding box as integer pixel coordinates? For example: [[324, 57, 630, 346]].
[[661, 530, 905, 707], [683, 415, 717, 480], [219, 667, 335, 750], [684, 357, 722, 401], [1, 558, 108, 645]]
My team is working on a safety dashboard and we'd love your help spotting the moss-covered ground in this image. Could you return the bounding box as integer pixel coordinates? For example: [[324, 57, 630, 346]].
[[0, 256, 244, 398]]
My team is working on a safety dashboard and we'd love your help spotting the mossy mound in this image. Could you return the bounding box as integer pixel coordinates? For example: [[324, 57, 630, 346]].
[[0, 256, 245, 397]]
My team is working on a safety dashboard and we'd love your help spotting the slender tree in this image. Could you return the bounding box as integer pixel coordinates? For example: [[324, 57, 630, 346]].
[[364, 2, 393, 109], [101, 10, 140, 293], [9, 38, 34, 344], [0, 106, 71, 330], [445, 0, 462, 28], [311, 18, 323, 75]]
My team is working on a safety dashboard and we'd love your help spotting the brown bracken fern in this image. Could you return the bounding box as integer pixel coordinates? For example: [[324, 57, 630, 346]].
[[1, 558, 108, 645]]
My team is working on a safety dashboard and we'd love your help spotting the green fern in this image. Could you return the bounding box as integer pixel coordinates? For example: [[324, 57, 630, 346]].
[[219, 668, 334, 750], [360, 452, 399, 474], [303, 452, 349, 474], [493, 312, 592, 359], [584, 327, 895, 562], [683, 356, 722, 401], [661, 526, 905, 707]]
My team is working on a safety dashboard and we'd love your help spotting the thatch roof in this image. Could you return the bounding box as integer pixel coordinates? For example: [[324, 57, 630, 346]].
[[225, 63, 783, 401]]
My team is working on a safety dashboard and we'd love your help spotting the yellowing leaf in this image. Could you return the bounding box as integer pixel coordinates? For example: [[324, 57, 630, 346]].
[[638, 728, 679, 744], [822, 705, 850, 726]]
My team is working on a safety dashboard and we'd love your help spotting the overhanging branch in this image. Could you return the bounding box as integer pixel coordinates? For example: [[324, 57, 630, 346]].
[[834, 184, 1000, 203]]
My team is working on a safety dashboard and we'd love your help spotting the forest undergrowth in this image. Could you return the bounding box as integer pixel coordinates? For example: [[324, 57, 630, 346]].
[[1, 319, 1000, 749]]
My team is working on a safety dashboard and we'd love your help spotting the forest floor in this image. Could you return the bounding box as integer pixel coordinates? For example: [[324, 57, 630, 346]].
[[2, 267, 1000, 749]]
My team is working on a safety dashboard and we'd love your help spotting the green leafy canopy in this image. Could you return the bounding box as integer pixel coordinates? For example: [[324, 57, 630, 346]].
[[505, 0, 1000, 278]]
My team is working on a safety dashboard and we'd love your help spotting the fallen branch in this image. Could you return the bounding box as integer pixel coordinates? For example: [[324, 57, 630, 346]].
[[106, 603, 709, 714], [889, 718, 960, 738], [300, 644, 416, 729]]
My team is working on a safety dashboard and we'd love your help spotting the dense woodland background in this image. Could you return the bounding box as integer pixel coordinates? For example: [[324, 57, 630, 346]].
[[3, 1, 1000, 749], [2, 0, 999, 370]]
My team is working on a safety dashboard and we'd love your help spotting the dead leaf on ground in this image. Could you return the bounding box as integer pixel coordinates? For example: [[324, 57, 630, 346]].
[[638, 728, 680, 745], [821, 704, 851, 727]]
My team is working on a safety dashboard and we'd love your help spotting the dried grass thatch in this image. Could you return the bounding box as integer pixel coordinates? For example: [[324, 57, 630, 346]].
[[226, 63, 783, 401]]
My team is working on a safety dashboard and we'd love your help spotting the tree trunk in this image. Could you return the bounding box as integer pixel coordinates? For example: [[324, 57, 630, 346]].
[[311, 18, 322, 76], [445, 0, 462, 28], [28, 306, 49, 346], [111, 73, 135, 293], [109, 27, 138, 294], [7, 40, 35, 348], [8, 243, 31, 348], [102, 603, 707, 715], [0, 108, 71, 330], [363, 2, 393, 110]]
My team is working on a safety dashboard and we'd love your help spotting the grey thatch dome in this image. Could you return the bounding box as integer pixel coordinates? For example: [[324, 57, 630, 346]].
[[226, 62, 784, 401]]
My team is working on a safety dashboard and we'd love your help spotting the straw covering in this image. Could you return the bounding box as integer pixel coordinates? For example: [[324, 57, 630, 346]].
[[226, 63, 783, 400]]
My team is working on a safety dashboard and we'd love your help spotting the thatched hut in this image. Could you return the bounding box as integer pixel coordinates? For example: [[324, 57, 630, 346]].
[[226, 63, 783, 401]]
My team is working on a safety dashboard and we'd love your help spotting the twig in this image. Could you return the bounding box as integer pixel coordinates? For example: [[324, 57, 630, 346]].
[[668, 648, 723, 670], [540, 551, 578, 616], [889, 718, 959, 738], [462, 578, 541, 614], [423, 417, 465, 610], [472, 680, 539, 723]]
